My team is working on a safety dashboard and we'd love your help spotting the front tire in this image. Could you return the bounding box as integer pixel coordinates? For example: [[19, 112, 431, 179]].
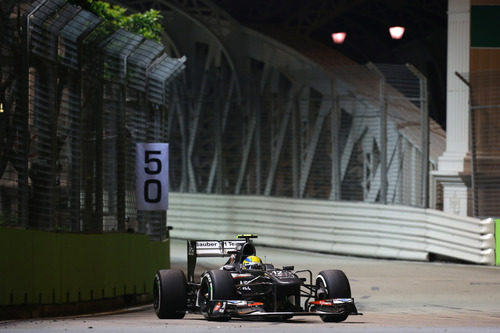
[[316, 269, 351, 322], [198, 270, 237, 320], [153, 269, 187, 319]]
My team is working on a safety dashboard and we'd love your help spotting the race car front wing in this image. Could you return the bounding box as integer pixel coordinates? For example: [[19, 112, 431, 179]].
[[204, 298, 362, 320]]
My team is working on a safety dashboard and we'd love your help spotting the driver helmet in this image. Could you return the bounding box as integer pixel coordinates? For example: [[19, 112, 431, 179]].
[[243, 255, 262, 269]]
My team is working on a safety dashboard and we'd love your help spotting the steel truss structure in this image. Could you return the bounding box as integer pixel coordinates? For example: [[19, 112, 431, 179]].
[[117, 0, 446, 206]]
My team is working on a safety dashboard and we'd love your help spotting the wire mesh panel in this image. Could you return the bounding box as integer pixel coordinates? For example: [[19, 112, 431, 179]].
[[0, 1, 33, 228], [59, 9, 102, 69], [29, 0, 64, 59], [166, 62, 432, 207], [128, 39, 165, 92], [30, 0, 79, 61], [337, 96, 381, 202], [2, 0, 440, 238], [57, 76, 82, 231], [148, 54, 186, 105], [468, 70, 500, 217], [0, 47, 22, 226], [375, 63, 429, 207], [28, 65, 57, 229], [28, 1, 88, 231], [101, 29, 144, 82], [0, 0, 185, 239], [102, 83, 120, 231]]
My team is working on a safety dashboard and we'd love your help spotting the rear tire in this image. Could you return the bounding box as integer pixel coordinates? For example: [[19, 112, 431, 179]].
[[316, 269, 351, 322], [153, 269, 187, 319]]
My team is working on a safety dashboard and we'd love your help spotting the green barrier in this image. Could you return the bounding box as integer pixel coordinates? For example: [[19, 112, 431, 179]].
[[496, 219, 500, 266], [471, 5, 500, 48], [0, 227, 169, 306]]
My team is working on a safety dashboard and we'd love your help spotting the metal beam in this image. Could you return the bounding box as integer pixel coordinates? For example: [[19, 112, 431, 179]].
[[235, 107, 256, 194], [206, 74, 235, 193], [367, 63, 387, 204], [264, 84, 298, 196], [330, 80, 341, 201], [299, 96, 331, 198], [186, 44, 218, 192], [407, 63, 429, 208]]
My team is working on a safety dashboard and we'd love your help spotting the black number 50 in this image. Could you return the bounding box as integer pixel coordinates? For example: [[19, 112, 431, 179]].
[[144, 150, 162, 203]]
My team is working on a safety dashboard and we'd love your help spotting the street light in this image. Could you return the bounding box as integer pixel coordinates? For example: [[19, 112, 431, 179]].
[[389, 26, 405, 39], [331, 32, 347, 44]]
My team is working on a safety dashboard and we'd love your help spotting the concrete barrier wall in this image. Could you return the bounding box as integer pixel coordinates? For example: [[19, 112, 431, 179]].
[[167, 193, 495, 265], [0, 228, 169, 308]]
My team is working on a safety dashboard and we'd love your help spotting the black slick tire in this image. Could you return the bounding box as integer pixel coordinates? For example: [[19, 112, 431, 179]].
[[316, 269, 351, 322], [153, 269, 187, 319], [199, 270, 237, 321]]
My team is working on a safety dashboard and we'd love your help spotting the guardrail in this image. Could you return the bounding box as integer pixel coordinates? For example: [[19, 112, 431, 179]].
[[167, 193, 495, 265]]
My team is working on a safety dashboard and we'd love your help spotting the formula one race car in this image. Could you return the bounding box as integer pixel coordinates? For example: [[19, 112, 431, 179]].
[[153, 234, 361, 322]]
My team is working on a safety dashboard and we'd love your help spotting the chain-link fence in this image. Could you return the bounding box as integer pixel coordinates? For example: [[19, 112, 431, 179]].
[[1, 0, 443, 239], [0, 0, 184, 239], [166, 61, 438, 208], [461, 70, 500, 217]]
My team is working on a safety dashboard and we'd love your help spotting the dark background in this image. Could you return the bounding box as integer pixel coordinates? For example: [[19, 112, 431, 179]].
[[213, 0, 448, 129]]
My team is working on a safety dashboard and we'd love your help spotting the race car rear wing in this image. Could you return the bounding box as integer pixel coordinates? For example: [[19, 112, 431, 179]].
[[187, 234, 257, 282]]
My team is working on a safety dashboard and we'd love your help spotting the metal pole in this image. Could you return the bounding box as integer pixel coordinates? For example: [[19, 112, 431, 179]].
[[367, 63, 387, 204], [380, 78, 387, 204], [215, 68, 223, 194], [116, 83, 126, 232], [291, 97, 299, 198], [330, 79, 341, 201], [255, 95, 261, 195], [407, 64, 429, 208]]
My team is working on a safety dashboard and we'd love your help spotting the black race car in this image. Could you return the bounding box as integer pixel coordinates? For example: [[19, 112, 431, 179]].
[[153, 234, 361, 322]]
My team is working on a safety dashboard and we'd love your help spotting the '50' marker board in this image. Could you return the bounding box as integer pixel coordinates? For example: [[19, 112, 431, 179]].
[[136, 143, 169, 210]]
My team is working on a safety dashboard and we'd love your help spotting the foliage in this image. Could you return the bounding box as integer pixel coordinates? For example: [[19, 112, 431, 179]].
[[70, 0, 163, 42], [121, 10, 164, 42]]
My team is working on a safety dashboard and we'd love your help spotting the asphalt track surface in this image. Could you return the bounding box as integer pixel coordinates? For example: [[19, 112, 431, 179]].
[[2, 238, 500, 332]]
